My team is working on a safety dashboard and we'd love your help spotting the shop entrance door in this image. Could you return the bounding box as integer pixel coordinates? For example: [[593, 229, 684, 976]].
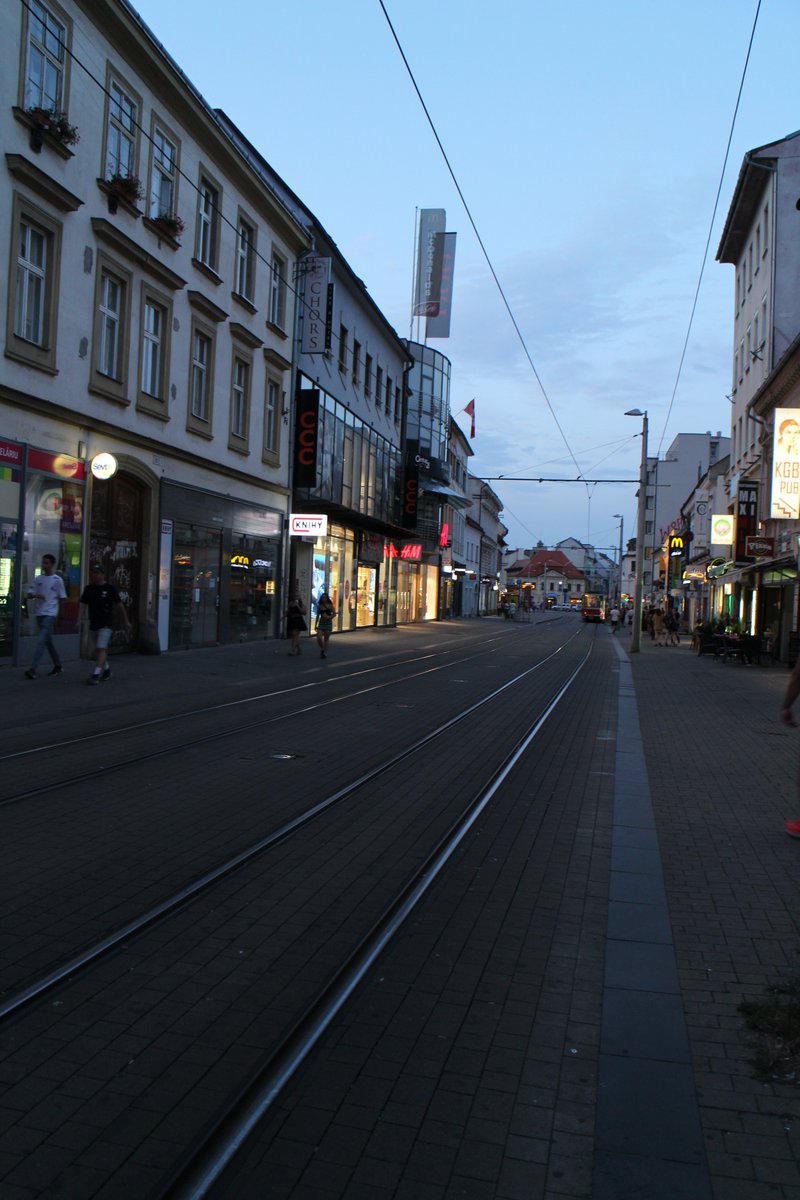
[[170, 523, 221, 647], [90, 473, 142, 653], [355, 565, 376, 627]]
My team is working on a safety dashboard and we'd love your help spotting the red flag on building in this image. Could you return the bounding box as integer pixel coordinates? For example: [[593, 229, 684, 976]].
[[464, 399, 475, 439]]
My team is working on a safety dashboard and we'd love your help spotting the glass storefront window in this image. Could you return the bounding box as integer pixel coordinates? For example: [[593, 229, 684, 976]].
[[23, 474, 83, 635], [229, 532, 278, 641]]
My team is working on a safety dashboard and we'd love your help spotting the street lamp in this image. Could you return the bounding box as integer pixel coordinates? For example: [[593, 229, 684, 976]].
[[612, 513, 624, 603], [625, 409, 648, 653]]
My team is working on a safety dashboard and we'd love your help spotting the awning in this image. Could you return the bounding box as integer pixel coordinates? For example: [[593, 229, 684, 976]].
[[419, 480, 471, 510]]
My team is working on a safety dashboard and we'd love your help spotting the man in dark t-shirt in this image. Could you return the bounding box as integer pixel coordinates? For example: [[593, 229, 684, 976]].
[[79, 563, 130, 685]]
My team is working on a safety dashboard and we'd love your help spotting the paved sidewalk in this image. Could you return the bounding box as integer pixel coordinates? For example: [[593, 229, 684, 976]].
[[621, 632, 800, 1199]]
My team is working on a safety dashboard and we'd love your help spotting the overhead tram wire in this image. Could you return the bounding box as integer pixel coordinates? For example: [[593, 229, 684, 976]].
[[377, 0, 588, 495], [655, 0, 762, 457]]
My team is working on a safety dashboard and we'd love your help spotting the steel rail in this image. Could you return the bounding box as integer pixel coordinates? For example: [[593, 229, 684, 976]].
[[161, 641, 594, 1199], [0, 634, 580, 1022]]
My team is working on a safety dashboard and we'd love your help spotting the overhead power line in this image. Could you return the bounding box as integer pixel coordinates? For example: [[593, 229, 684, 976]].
[[377, 0, 588, 493]]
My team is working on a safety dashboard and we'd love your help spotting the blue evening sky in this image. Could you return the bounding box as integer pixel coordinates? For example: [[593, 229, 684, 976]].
[[131, 0, 800, 556]]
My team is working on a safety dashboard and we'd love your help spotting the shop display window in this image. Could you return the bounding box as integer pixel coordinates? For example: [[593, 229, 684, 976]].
[[229, 532, 277, 641]]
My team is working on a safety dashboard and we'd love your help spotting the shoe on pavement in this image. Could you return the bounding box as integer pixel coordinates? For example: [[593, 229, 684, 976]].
[[87, 673, 101, 686], [101, 667, 111, 681], [24, 668, 36, 680], [785, 819, 800, 839], [48, 665, 63, 676]]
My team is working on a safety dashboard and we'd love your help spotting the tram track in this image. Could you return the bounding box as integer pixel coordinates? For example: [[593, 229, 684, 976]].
[[0, 635, 581, 1020], [0, 620, 605, 1199]]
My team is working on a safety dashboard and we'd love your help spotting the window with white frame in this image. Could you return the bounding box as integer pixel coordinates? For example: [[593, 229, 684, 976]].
[[263, 377, 280, 459], [105, 76, 138, 181], [230, 357, 250, 444], [269, 250, 287, 328], [189, 327, 212, 425], [236, 218, 256, 302], [195, 175, 220, 270], [7, 195, 62, 374], [141, 298, 165, 397], [24, 0, 67, 112], [90, 253, 131, 401], [15, 220, 47, 345], [149, 125, 177, 221], [98, 269, 124, 378]]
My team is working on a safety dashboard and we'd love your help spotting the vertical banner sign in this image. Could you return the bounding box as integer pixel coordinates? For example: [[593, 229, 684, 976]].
[[426, 232, 457, 338], [413, 209, 446, 316], [300, 258, 331, 355], [771, 408, 800, 519], [735, 482, 758, 561], [401, 460, 419, 530], [294, 389, 320, 488], [325, 283, 334, 352]]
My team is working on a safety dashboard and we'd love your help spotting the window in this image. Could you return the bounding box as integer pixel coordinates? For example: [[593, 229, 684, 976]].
[[90, 253, 131, 401], [149, 125, 178, 221], [269, 250, 287, 328], [15, 220, 47, 346], [385, 375, 392, 414], [24, 1, 67, 112], [98, 270, 123, 377], [747, 243, 753, 289], [755, 223, 761, 267], [364, 353, 372, 398], [375, 365, 383, 410], [138, 286, 171, 416], [763, 202, 769, 255], [230, 357, 250, 446], [745, 326, 751, 370], [188, 325, 214, 433], [7, 195, 62, 374], [352, 339, 361, 386], [338, 324, 348, 375], [105, 75, 139, 181], [263, 377, 281, 460], [195, 174, 221, 271], [394, 384, 401, 421], [738, 338, 744, 383], [236, 218, 256, 302]]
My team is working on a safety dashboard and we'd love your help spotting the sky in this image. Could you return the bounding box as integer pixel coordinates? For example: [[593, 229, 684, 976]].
[[130, 0, 800, 559]]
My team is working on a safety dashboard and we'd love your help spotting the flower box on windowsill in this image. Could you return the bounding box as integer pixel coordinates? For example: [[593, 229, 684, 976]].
[[13, 106, 77, 159], [98, 174, 142, 216], [143, 212, 184, 248]]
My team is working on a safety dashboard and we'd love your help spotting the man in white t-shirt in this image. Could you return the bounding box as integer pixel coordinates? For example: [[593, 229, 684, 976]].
[[24, 553, 67, 679]]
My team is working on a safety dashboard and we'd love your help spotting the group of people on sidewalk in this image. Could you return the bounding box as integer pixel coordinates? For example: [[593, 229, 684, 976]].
[[285, 589, 335, 659], [23, 557, 130, 685]]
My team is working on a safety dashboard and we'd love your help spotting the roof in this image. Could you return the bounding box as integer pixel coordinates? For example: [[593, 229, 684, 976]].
[[716, 129, 800, 264], [507, 549, 584, 580]]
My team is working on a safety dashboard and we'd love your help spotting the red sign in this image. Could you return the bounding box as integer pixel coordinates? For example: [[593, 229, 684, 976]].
[[27, 448, 85, 479], [294, 389, 319, 488], [0, 439, 23, 468]]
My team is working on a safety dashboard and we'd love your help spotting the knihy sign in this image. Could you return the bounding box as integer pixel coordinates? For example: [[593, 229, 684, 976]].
[[289, 514, 328, 537]]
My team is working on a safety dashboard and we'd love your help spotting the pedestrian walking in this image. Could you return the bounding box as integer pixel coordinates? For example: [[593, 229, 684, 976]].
[[315, 591, 335, 658], [609, 606, 620, 633], [652, 608, 666, 645], [781, 656, 800, 837], [664, 610, 680, 646], [24, 553, 67, 679], [286, 589, 307, 655], [79, 563, 130, 685]]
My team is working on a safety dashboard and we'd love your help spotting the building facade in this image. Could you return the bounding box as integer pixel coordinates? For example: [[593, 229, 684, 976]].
[[2, 0, 309, 662]]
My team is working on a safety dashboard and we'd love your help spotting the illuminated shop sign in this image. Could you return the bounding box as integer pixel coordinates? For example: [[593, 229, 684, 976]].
[[384, 543, 422, 560], [772, 408, 800, 519], [710, 514, 734, 545], [91, 452, 118, 480], [289, 513, 327, 537]]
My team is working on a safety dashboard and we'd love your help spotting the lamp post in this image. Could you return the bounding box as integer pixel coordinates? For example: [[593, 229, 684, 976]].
[[613, 513, 624, 604], [625, 409, 648, 653]]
